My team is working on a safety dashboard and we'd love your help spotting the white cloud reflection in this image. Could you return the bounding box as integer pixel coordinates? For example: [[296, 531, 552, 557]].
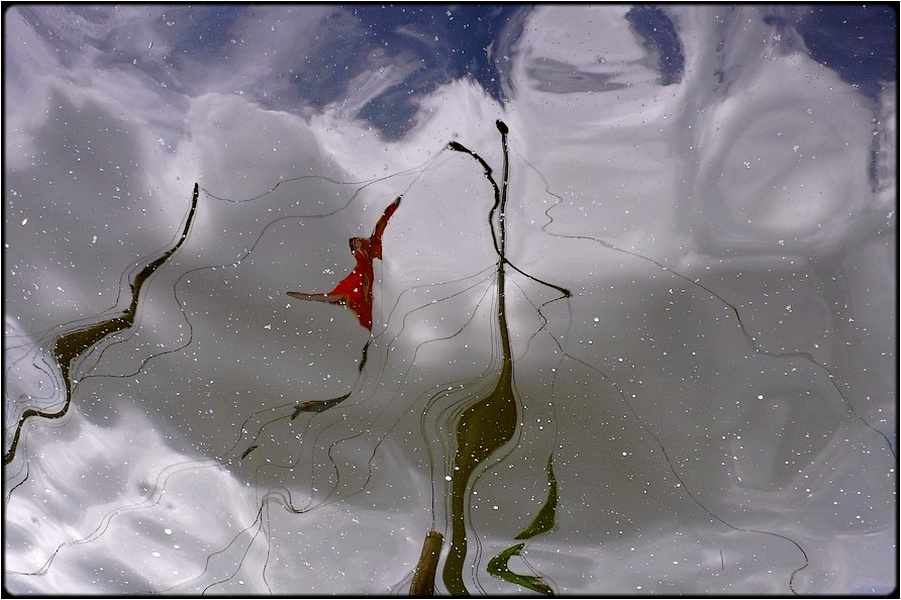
[[4, 4, 896, 595]]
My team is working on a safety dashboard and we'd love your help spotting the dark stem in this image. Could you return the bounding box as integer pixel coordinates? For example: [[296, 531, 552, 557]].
[[443, 121, 517, 595]]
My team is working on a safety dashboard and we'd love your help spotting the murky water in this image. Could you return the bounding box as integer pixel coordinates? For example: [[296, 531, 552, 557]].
[[4, 5, 896, 595]]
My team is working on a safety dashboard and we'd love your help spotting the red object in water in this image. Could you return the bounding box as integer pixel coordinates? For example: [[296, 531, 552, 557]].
[[288, 198, 401, 330]]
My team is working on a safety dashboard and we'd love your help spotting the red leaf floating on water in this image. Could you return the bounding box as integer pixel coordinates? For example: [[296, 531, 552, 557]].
[[370, 196, 400, 261], [288, 197, 401, 330]]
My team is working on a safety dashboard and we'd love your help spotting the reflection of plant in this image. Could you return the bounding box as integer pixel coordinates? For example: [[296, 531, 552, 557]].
[[3, 183, 200, 466], [488, 543, 553, 596], [487, 455, 557, 595], [514, 455, 558, 541], [441, 121, 564, 595], [262, 120, 564, 594]]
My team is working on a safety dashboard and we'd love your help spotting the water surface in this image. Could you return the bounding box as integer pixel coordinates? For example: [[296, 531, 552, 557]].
[[3, 5, 896, 595]]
